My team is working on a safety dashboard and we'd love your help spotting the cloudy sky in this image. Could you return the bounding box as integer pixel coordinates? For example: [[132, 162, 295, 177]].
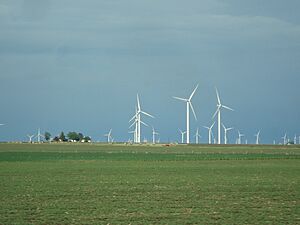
[[0, 0, 299, 144]]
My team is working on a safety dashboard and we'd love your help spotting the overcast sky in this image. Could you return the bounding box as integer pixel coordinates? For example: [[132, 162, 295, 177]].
[[0, 0, 299, 144]]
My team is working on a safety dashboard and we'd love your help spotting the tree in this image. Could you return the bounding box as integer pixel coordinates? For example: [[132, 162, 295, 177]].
[[59, 132, 67, 142], [53, 136, 59, 142], [83, 136, 91, 142], [78, 133, 84, 141], [67, 132, 79, 142], [44, 132, 51, 142]]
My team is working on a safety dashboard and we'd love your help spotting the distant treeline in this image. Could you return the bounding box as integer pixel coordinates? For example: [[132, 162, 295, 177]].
[[44, 131, 91, 143]]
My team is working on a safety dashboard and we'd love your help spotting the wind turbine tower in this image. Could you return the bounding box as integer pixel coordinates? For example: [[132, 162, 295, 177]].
[[213, 88, 234, 144], [179, 129, 186, 144], [238, 130, 244, 144], [129, 94, 154, 143], [282, 133, 287, 145], [203, 122, 215, 144], [104, 129, 112, 143], [255, 130, 261, 145], [152, 127, 159, 144], [27, 134, 35, 143], [222, 123, 233, 145], [173, 84, 198, 144], [194, 128, 201, 144], [37, 128, 44, 143]]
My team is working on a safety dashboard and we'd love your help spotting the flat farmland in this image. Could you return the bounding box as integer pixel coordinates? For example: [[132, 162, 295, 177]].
[[0, 143, 299, 224]]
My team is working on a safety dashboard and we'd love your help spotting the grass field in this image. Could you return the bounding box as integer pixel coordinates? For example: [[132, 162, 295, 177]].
[[0, 143, 299, 224]]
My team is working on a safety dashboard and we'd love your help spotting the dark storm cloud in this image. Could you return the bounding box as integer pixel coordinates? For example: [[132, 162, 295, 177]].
[[0, 0, 299, 143]]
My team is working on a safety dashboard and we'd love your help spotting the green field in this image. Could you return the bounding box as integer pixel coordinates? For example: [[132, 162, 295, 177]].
[[0, 143, 299, 224]]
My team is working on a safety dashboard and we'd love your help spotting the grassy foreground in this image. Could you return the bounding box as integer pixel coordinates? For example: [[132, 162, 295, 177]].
[[0, 143, 299, 224]]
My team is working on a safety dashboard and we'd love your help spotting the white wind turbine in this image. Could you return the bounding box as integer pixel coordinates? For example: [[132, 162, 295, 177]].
[[194, 128, 201, 144], [237, 130, 244, 144], [173, 84, 198, 144], [203, 122, 215, 144], [178, 129, 186, 144], [129, 94, 154, 143], [27, 134, 35, 143], [128, 130, 136, 143], [104, 129, 112, 143], [282, 133, 287, 145], [129, 107, 138, 143], [255, 130, 261, 145], [152, 127, 159, 144], [213, 88, 234, 144], [129, 114, 148, 143], [294, 134, 297, 144], [222, 123, 233, 145], [36, 128, 44, 143]]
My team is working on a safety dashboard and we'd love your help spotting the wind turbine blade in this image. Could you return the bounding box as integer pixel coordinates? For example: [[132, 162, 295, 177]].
[[203, 126, 209, 130], [189, 84, 199, 101], [129, 112, 138, 123], [129, 121, 136, 129], [173, 96, 188, 102], [137, 94, 141, 111], [215, 87, 221, 105], [140, 120, 149, 127], [222, 123, 226, 130], [189, 102, 197, 120], [141, 110, 154, 118], [211, 121, 216, 129], [212, 107, 219, 119], [222, 105, 234, 111], [228, 128, 234, 131], [0, 124, 4, 126]]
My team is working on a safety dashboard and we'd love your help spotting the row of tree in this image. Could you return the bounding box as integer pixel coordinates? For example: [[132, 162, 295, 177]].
[[44, 131, 91, 142]]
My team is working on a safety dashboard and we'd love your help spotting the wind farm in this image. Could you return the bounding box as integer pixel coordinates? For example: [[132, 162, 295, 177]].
[[0, 74, 299, 225], [0, 0, 299, 223]]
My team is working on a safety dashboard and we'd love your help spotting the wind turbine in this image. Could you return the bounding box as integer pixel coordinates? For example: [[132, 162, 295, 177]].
[[173, 84, 198, 144], [294, 134, 297, 144], [128, 130, 136, 143], [104, 129, 112, 143], [282, 133, 287, 145], [213, 88, 234, 144], [36, 128, 44, 143], [255, 130, 261, 145], [194, 128, 201, 144], [27, 134, 35, 143], [129, 115, 148, 143], [237, 130, 244, 144], [152, 127, 159, 144], [129, 106, 139, 143], [222, 123, 233, 144], [203, 122, 215, 144], [178, 129, 186, 144], [129, 94, 154, 143]]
